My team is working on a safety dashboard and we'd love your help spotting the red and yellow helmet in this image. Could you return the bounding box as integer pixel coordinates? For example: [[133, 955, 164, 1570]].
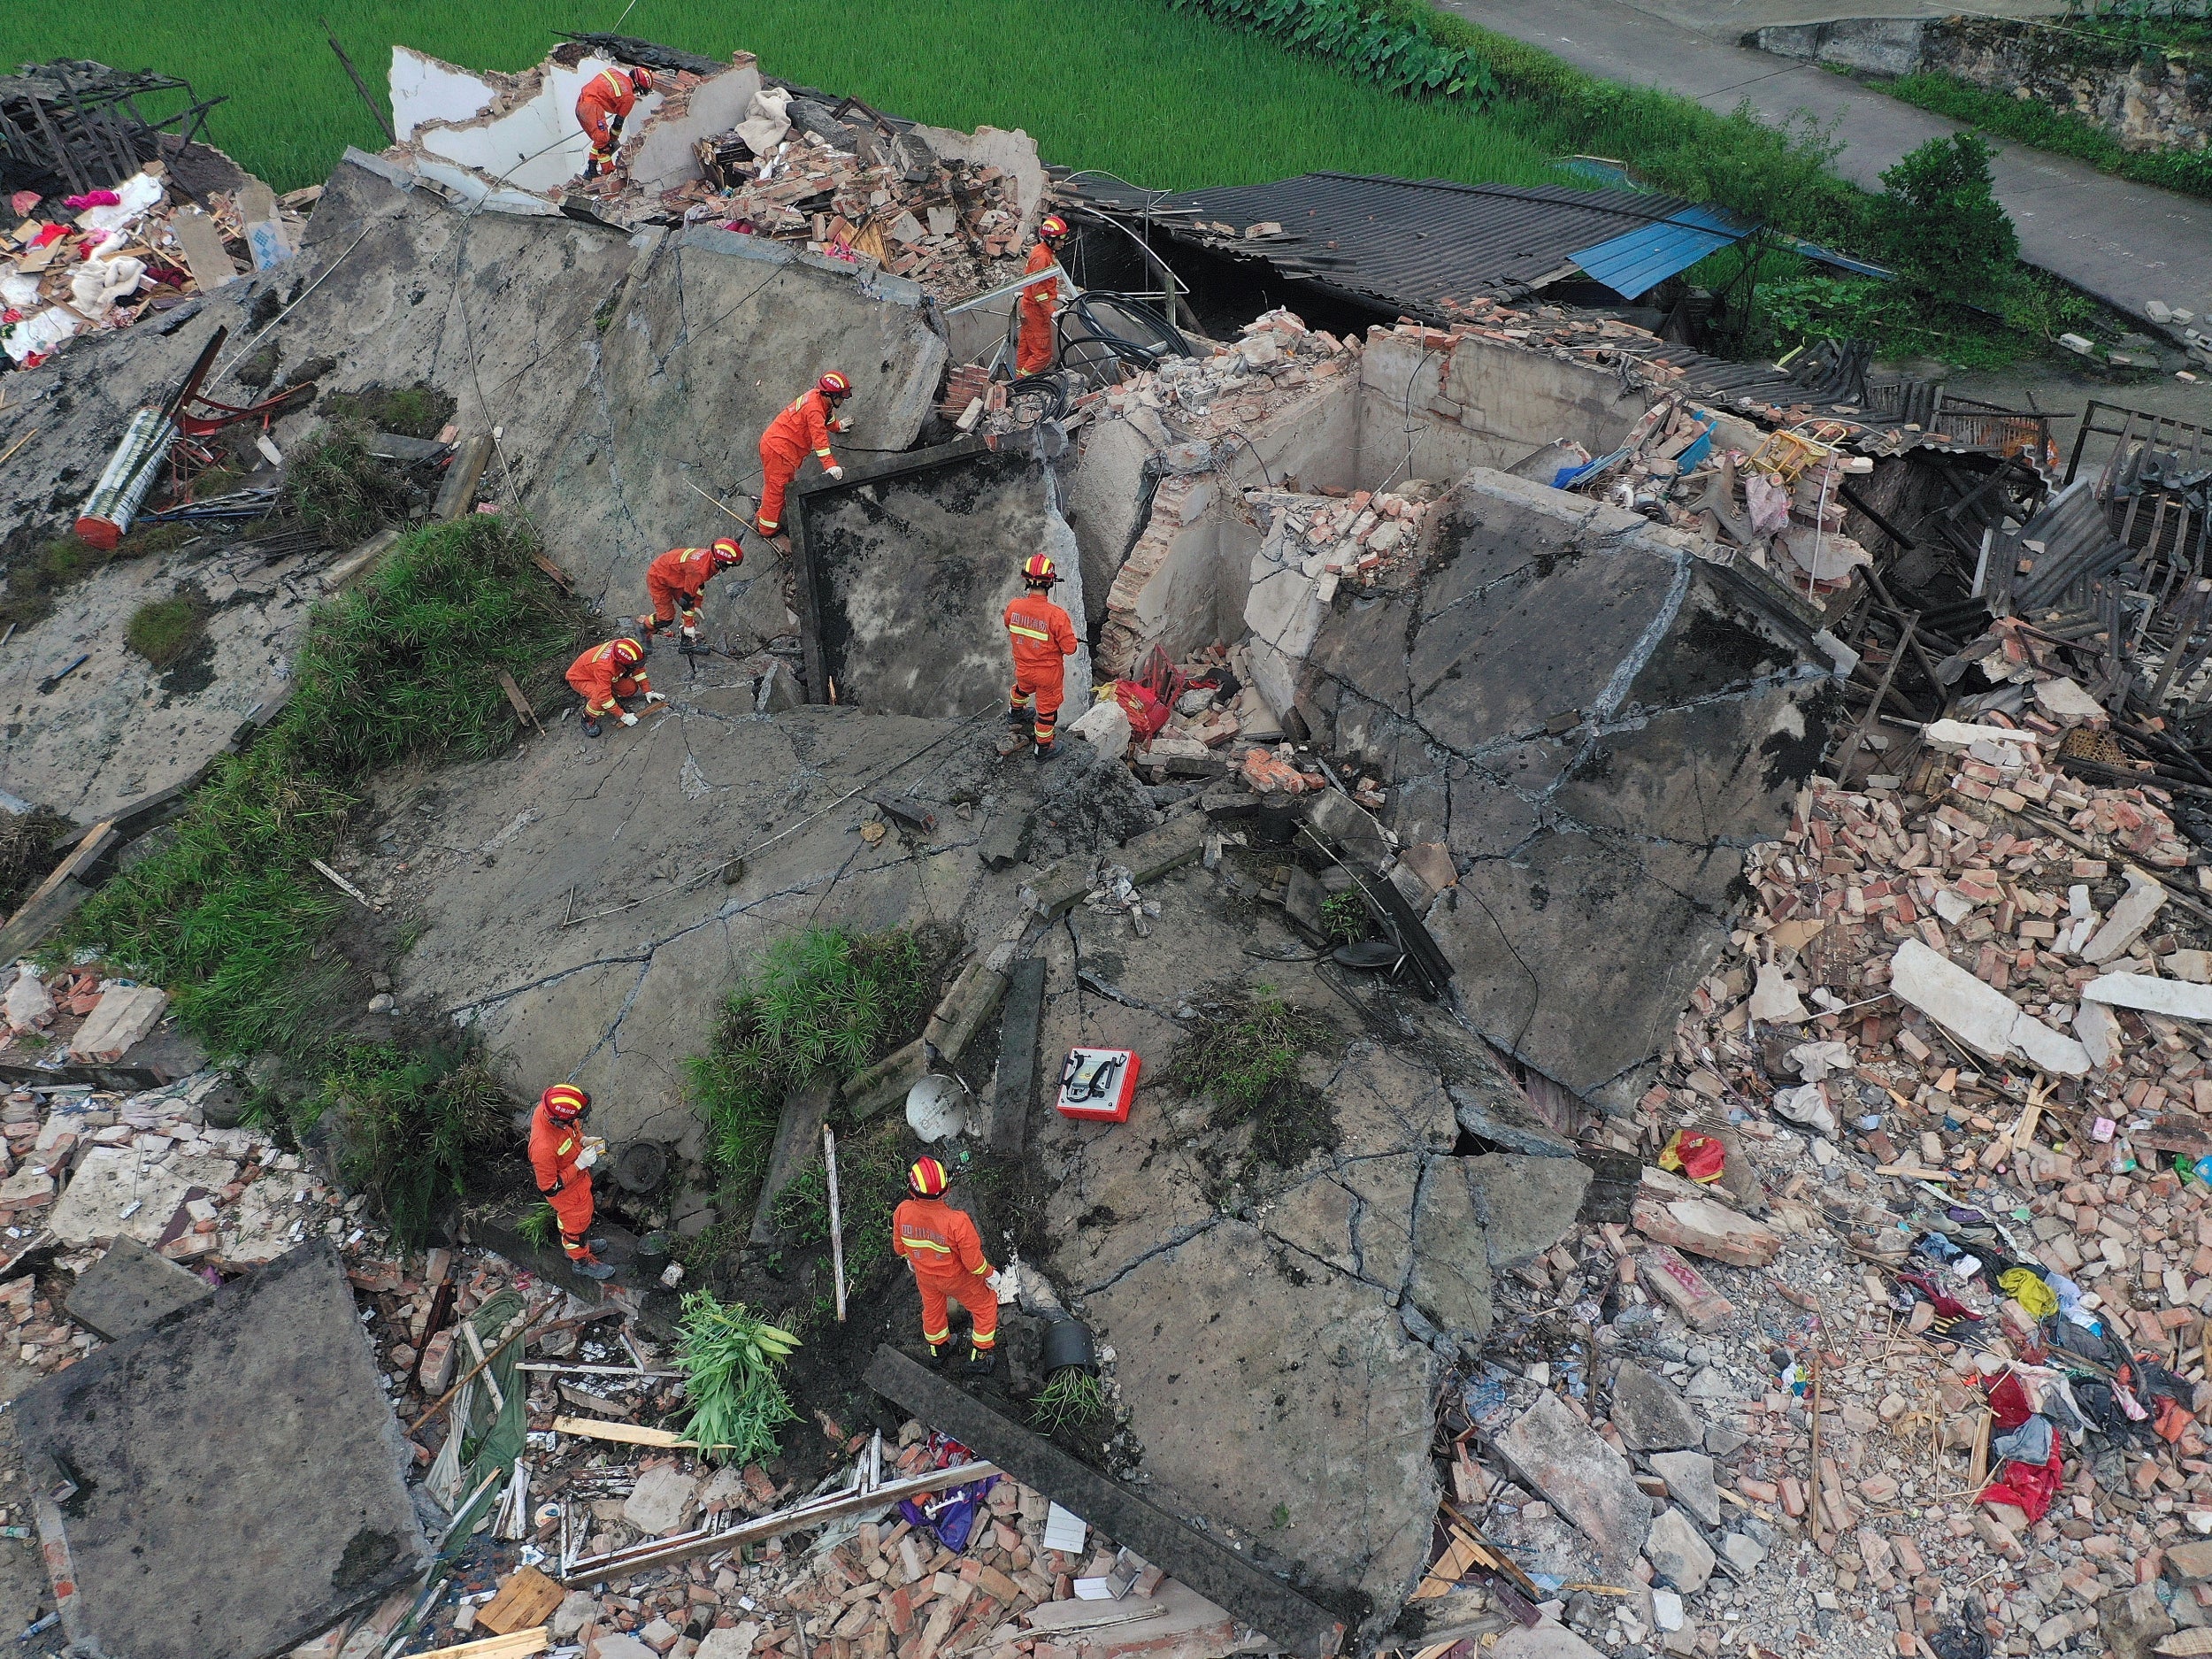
[[541, 1084, 590, 1122], [907, 1156, 949, 1197], [629, 66, 656, 94], [611, 636, 645, 666], [818, 370, 852, 400], [1022, 553, 1056, 584], [710, 537, 742, 567], [1039, 214, 1069, 242]]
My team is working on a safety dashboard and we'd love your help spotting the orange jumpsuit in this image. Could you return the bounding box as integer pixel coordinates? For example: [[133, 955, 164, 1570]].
[[892, 1194, 997, 1352], [1016, 242, 1059, 375], [1003, 590, 1078, 748], [528, 1103, 596, 1261], [565, 640, 650, 720], [643, 545, 725, 630], [574, 68, 638, 168], [755, 389, 840, 537]]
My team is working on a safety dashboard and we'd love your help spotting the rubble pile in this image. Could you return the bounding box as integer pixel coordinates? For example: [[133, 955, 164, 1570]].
[[1, 166, 309, 368], [1091, 307, 1356, 440], [1245, 479, 1440, 599]]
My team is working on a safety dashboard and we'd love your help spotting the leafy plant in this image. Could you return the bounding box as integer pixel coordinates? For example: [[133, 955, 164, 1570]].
[[1170, 0, 1501, 103], [686, 927, 933, 1193], [127, 591, 210, 669], [676, 1291, 801, 1463], [1319, 887, 1371, 946], [517, 1201, 560, 1248], [317, 1047, 508, 1244], [319, 383, 457, 440], [1876, 133, 2018, 296], [1030, 1368, 1109, 1435]]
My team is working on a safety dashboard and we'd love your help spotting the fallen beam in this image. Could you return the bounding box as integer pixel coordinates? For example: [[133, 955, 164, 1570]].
[[559, 1457, 1000, 1585], [863, 1346, 1347, 1656]]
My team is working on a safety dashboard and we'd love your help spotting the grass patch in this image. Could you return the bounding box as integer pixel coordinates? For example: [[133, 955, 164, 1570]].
[[675, 1291, 801, 1463], [1165, 987, 1338, 1168], [1320, 888, 1371, 946], [126, 591, 210, 669], [0, 809, 72, 914], [1882, 70, 2212, 203], [283, 426, 419, 547], [321, 384, 457, 441], [1029, 1368, 1110, 1436], [62, 512, 591, 1241], [770, 1118, 908, 1325], [686, 926, 935, 1199]]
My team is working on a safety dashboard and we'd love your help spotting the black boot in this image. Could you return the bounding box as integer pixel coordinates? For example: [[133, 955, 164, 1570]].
[[582, 718, 603, 738], [964, 1346, 996, 1378]]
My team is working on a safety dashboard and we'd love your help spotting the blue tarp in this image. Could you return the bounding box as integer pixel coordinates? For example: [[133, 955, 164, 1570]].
[[1569, 204, 1752, 300]]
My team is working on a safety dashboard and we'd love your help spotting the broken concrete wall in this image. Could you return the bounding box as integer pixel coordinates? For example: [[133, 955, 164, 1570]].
[[625, 58, 764, 196], [910, 124, 1048, 233], [521, 222, 947, 654], [396, 49, 656, 196], [0, 153, 640, 823], [1298, 469, 1843, 1111], [793, 439, 1092, 713], [1357, 330, 1649, 481]]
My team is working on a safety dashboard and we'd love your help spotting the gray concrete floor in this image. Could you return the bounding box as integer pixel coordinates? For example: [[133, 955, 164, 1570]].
[[0, 1358, 61, 1655], [1434, 0, 2212, 328]]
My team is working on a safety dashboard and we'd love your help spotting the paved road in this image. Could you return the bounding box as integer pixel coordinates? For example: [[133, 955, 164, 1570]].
[[1437, 0, 2212, 331]]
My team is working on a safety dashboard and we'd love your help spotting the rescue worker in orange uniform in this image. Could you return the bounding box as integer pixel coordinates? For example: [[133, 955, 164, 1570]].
[[1003, 553, 1079, 760], [565, 635, 662, 737], [1015, 215, 1069, 376], [575, 64, 655, 181], [529, 1085, 616, 1280], [891, 1156, 997, 1375], [638, 537, 742, 645], [753, 372, 852, 542]]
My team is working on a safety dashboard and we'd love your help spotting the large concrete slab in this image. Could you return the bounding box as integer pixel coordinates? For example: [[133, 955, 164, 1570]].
[[63, 1236, 212, 1340], [17, 1240, 424, 1659], [790, 439, 1092, 716], [1299, 469, 1842, 1110]]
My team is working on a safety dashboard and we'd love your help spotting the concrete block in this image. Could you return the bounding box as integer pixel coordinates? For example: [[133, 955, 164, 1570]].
[[1494, 1388, 1652, 1566], [69, 985, 169, 1063]]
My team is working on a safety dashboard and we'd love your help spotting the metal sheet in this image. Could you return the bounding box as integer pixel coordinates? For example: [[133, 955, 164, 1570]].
[[1570, 204, 1747, 299]]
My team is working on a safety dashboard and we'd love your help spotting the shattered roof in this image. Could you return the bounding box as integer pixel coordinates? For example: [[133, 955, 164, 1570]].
[[1060, 172, 1757, 311]]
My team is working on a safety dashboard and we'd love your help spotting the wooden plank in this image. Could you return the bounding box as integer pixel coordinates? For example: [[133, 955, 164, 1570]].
[[497, 672, 542, 733], [434, 434, 495, 522], [551, 1416, 693, 1448], [409, 1630, 548, 1659], [476, 1566, 564, 1637]]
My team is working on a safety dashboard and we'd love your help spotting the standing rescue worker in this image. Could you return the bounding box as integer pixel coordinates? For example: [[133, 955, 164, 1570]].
[[753, 372, 852, 542], [566, 635, 663, 736], [638, 537, 742, 644], [529, 1085, 615, 1280], [1015, 215, 1070, 376], [891, 1156, 997, 1374], [1003, 553, 1078, 760], [575, 64, 656, 181]]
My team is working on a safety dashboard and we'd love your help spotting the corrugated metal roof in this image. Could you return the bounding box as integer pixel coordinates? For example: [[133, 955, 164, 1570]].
[[1063, 172, 1744, 315], [1570, 204, 1747, 300]]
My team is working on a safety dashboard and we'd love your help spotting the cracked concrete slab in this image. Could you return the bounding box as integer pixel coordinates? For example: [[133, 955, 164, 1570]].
[[1298, 468, 1843, 1110]]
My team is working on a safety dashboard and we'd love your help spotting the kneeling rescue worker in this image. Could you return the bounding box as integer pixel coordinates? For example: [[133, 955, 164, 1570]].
[[639, 536, 742, 644], [1004, 553, 1077, 759], [575, 64, 655, 181], [566, 635, 663, 736], [892, 1156, 997, 1375], [529, 1085, 616, 1280], [754, 372, 852, 542]]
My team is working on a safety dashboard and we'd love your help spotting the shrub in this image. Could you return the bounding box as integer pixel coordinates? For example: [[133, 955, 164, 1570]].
[[676, 1291, 801, 1463], [1876, 133, 2017, 296], [281, 426, 417, 546], [0, 808, 71, 914]]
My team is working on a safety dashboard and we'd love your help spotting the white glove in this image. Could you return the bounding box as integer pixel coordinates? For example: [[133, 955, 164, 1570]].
[[643, 690, 667, 704], [826, 464, 845, 480], [575, 1144, 602, 1171], [618, 711, 639, 727], [832, 417, 854, 434]]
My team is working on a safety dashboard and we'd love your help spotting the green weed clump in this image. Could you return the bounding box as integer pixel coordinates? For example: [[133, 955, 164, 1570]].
[[676, 1291, 801, 1463], [1883, 71, 2212, 202], [65, 513, 590, 1242], [321, 384, 458, 441], [517, 1199, 561, 1248], [282, 426, 418, 547], [686, 927, 933, 1194], [0, 809, 72, 914], [1165, 987, 1338, 1167], [771, 1119, 909, 1324], [126, 592, 210, 669], [1030, 1368, 1110, 1436], [1319, 887, 1371, 946]]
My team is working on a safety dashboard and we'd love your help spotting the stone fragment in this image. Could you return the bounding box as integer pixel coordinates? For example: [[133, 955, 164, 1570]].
[[2165, 1541, 2212, 1584], [1650, 1450, 1721, 1529], [1889, 940, 2090, 1075], [1630, 1195, 1781, 1267], [1719, 1532, 1765, 1574], [2084, 871, 2168, 964], [1408, 1159, 1494, 1340], [1464, 1154, 1592, 1266], [2084, 974, 2212, 1022], [2077, 999, 2123, 1069], [1611, 1365, 1703, 1452], [695, 1625, 762, 1659], [1493, 1388, 1652, 1565], [68, 985, 169, 1063], [1747, 962, 1805, 1023], [1644, 1508, 1716, 1594], [623, 1465, 699, 1536], [590, 1638, 658, 1659], [2104, 1584, 2178, 1659]]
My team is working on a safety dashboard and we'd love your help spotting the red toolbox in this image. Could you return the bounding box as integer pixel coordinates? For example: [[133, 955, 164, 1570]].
[[1056, 1048, 1139, 1123]]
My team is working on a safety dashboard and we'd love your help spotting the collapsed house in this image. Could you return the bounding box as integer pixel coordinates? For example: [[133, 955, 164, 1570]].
[[10, 27, 2207, 1659]]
